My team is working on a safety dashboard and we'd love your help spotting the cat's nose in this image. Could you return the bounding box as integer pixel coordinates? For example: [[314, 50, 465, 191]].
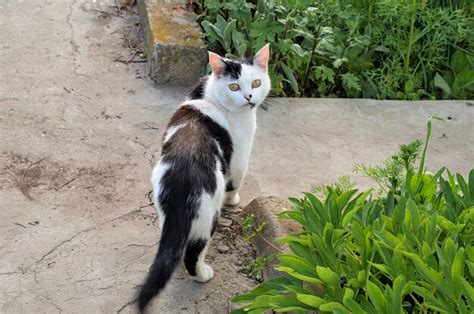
[[244, 94, 252, 101]]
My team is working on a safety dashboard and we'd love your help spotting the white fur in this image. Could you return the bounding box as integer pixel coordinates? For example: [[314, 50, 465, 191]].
[[151, 160, 170, 230], [223, 107, 257, 204], [204, 63, 271, 113], [192, 252, 214, 282], [189, 158, 225, 240], [202, 61, 270, 204]]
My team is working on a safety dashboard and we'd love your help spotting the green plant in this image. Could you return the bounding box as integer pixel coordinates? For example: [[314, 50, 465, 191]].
[[194, 0, 473, 100], [313, 175, 356, 198], [241, 213, 275, 282], [434, 50, 474, 99], [354, 140, 423, 194], [232, 118, 474, 313], [242, 255, 275, 282], [242, 213, 269, 242]]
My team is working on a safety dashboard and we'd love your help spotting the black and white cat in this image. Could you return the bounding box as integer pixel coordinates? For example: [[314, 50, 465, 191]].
[[137, 44, 271, 311]]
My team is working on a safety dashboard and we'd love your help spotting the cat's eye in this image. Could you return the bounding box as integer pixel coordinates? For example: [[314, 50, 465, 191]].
[[229, 83, 240, 91], [252, 79, 261, 88]]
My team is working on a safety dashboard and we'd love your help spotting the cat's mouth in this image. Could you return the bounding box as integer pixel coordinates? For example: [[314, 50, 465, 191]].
[[247, 102, 256, 108]]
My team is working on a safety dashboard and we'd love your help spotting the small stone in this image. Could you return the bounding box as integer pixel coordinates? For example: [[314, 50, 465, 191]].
[[228, 214, 240, 222], [217, 245, 230, 253], [218, 218, 232, 227], [213, 233, 223, 240], [228, 207, 242, 214]]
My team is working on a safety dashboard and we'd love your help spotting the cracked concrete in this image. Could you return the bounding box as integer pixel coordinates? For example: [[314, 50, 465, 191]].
[[1, 1, 473, 313], [1, 1, 255, 313]]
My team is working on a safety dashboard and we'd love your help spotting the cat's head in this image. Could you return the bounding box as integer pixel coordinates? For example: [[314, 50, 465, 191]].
[[206, 44, 270, 112]]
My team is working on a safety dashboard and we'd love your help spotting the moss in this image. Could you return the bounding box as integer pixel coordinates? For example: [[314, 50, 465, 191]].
[[147, 3, 204, 47]]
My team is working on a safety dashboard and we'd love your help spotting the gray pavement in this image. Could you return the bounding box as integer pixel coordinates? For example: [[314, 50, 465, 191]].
[[246, 98, 473, 203], [1, 1, 473, 313]]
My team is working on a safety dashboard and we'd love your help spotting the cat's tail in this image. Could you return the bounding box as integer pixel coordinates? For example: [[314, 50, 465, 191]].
[[137, 216, 190, 312]]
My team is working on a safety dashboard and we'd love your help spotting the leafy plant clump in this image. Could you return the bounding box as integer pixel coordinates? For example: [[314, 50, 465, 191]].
[[232, 118, 474, 313], [194, 0, 473, 100]]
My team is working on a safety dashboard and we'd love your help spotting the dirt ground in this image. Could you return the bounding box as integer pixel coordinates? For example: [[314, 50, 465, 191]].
[[0, 1, 256, 313]]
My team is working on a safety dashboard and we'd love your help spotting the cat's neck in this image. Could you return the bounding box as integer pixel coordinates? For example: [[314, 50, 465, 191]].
[[206, 93, 256, 124]]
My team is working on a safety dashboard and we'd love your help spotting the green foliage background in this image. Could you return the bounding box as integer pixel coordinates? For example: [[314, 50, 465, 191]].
[[194, 0, 474, 100]]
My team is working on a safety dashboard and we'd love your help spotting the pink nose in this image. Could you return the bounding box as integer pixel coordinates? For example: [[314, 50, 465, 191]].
[[244, 94, 252, 101]]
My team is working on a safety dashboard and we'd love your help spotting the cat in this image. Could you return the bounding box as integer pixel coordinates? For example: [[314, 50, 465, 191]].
[[137, 44, 270, 312]]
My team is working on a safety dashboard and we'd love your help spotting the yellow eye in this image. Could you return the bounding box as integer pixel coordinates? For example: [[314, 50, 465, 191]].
[[229, 83, 240, 91], [252, 79, 261, 88]]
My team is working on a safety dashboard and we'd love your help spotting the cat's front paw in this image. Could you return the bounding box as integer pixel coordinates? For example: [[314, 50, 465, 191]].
[[224, 193, 240, 206], [192, 263, 214, 283]]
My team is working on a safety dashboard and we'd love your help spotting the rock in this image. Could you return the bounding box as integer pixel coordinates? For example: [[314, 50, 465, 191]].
[[213, 233, 223, 240], [220, 227, 231, 233], [242, 196, 302, 281], [227, 207, 243, 214], [137, 0, 207, 85], [218, 217, 232, 227], [217, 245, 230, 253]]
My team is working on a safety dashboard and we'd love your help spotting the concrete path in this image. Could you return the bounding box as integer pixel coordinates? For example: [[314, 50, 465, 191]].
[[1, 1, 473, 314], [0, 1, 254, 313], [247, 98, 473, 202]]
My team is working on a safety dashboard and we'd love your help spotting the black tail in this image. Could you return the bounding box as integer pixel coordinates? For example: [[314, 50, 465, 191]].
[[137, 217, 190, 312]]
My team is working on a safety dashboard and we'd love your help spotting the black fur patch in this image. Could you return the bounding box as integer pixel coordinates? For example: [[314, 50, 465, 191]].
[[223, 60, 242, 79], [164, 105, 233, 176], [188, 77, 208, 100], [184, 238, 208, 276], [241, 58, 254, 65], [203, 115, 233, 175], [226, 180, 235, 192]]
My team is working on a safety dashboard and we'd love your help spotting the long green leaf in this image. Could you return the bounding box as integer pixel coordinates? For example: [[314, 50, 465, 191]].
[[280, 63, 299, 94], [366, 281, 387, 312], [296, 294, 326, 308]]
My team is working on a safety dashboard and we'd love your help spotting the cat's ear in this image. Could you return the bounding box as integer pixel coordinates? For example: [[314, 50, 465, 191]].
[[254, 44, 270, 71], [208, 51, 227, 77]]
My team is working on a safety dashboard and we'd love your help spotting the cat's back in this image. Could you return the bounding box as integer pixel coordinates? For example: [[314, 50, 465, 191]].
[[161, 100, 231, 162]]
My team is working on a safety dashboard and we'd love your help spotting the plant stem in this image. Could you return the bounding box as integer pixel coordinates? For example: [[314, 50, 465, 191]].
[[367, 0, 374, 24], [404, 0, 417, 76], [302, 23, 321, 96]]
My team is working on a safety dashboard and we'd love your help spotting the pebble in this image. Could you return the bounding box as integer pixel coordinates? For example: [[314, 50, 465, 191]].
[[227, 207, 243, 214], [219, 218, 233, 227], [217, 245, 230, 253]]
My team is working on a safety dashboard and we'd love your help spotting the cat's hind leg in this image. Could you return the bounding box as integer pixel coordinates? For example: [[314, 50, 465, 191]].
[[185, 161, 225, 282], [185, 195, 220, 283], [184, 238, 214, 282]]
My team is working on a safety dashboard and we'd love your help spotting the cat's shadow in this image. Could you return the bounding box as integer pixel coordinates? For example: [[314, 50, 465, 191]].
[[151, 266, 214, 309]]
